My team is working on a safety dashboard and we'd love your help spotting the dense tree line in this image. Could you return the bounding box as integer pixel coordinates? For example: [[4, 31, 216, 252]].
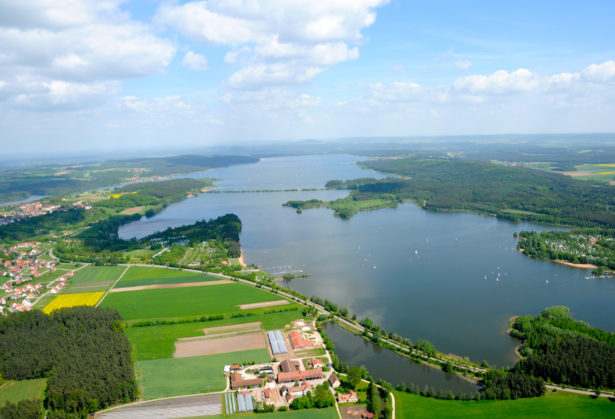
[[288, 382, 335, 410], [516, 336, 615, 389], [0, 400, 42, 419], [0, 307, 136, 416], [511, 306, 615, 389], [482, 370, 545, 400], [325, 158, 615, 227]]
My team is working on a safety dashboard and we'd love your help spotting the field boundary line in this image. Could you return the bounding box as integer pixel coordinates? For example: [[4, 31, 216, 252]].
[[96, 265, 130, 307]]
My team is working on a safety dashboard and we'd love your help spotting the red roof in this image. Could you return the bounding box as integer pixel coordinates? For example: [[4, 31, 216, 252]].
[[289, 331, 314, 349], [277, 368, 323, 383]]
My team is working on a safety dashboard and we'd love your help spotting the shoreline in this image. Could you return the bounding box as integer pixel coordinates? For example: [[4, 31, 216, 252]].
[[237, 249, 247, 267], [553, 259, 597, 269], [507, 315, 522, 361], [518, 249, 597, 269]]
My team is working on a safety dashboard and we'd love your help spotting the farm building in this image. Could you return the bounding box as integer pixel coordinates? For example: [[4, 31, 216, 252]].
[[329, 373, 341, 388], [237, 392, 254, 413], [277, 368, 323, 384], [338, 390, 359, 403], [267, 330, 288, 354], [289, 331, 313, 349], [230, 372, 263, 390]]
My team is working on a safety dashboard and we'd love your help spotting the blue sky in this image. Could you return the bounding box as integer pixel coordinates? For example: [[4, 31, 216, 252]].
[[1, 0, 614, 154]]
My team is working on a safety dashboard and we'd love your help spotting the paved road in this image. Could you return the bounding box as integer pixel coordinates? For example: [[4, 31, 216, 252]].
[[545, 384, 614, 398], [97, 393, 222, 418]]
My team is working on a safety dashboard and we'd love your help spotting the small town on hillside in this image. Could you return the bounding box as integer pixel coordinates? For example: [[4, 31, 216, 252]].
[[0, 241, 74, 315]]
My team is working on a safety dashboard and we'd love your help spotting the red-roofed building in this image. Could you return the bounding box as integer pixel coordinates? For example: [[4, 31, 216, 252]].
[[289, 331, 314, 349], [277, 368, 323, 384], [338, 390, 359, 403]]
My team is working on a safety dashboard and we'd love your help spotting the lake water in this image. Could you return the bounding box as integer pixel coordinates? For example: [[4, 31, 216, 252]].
[[322, 322, 478, 394], [120, 155, 615, 368]]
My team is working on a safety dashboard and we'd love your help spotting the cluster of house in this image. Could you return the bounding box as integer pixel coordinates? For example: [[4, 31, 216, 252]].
[[228, 358, 326, 404], [0, 243, 72, 315], [0, 200, 90, 225], [227, 359, 367, 409]]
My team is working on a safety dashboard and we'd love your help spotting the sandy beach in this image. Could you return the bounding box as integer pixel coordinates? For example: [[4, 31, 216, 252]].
[[553, 260, 597, 269], [237, 249, 247, 267]]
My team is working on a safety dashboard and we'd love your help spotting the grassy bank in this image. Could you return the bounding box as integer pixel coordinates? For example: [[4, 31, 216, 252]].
[[394, 389, 615, 418]]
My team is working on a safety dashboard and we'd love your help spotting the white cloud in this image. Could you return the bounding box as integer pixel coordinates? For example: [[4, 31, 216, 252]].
[[357, 60, 615, 112], [182, 51, 209, 71], [453, 68, 537, 95], [0, 0, 175, 109], [454, 60, 471, 71], [11, 80, 119, 110], [156, 0, 388, 89], [581, 60, 615, 83]]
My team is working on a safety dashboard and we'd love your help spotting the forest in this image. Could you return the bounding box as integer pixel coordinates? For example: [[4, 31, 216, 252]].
[[510, 306, 615, 390], [143, 213, 242, 257], [516, 229, 615, 271], [0, 307, 136, 416], [314, 157, 615, 226]]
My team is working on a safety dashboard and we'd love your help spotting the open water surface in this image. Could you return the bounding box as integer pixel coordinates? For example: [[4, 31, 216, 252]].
[[120, 155, 615, 368]]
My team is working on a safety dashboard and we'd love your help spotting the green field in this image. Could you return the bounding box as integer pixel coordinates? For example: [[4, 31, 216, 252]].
[[100, 283, 290, 321], [114, 266, 218, 288], [62, 265, 125, 294], [394, 390, 615, 418], [0, 378, 46, 406], [126, 309, 302, 360], [136, 349, 270, 399]]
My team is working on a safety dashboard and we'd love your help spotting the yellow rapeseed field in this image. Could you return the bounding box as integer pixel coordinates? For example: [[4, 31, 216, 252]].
[[597, 163, 615, 167], [598, 171, 615, 175], [42, 292, 105, 314]]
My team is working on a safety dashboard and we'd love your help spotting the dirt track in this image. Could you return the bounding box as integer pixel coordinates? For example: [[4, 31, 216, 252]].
[[238, 300, 289, 310], [110, 280, 232, 292], [174, 333, 266, 358]]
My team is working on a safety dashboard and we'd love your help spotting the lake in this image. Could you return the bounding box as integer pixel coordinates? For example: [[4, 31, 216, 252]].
[[120, 154, 615, 368], [322, 322, 478, 394]]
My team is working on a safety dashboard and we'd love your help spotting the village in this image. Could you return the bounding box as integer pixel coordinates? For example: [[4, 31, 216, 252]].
[[0, 199, 91, 226], [0, 240, 74, 315], [222, 320, 373, 418]]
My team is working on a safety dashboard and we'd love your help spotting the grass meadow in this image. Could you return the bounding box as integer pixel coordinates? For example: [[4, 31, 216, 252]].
[[100, 283, 290, 321], [394, 390, 615, 418], [136, 349, 270, 399], [114, 266, 218, 288], [0, 378, 46, 406]]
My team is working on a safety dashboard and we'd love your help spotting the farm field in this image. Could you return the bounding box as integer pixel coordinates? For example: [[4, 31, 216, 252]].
[[207, 408, 339, 419], [136, 349, 270, 399], [42, 291, 105, 314], [125, 309, 301, 360], [394, 390, 615, 418], [555, 163, 615, 183], [114, 266, 218, 288], [62, 266, 125, 294], [100, 283, 291, 321], [0, 378, 46, 406]]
